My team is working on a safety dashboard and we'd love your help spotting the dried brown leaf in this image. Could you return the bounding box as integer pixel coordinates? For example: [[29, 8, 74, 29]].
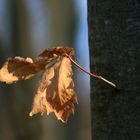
[[39, 46, 74, 58], [30, 56, 77, 123], [0, 57, 52, 84], [0, 47, 79, 122], [0, 46, 115, 124]]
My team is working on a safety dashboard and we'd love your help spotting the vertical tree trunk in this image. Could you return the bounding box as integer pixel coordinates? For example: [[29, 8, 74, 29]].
[[88, 0, 140, 139], [0, 1, 42, 140], [9, 1, 43, 140]]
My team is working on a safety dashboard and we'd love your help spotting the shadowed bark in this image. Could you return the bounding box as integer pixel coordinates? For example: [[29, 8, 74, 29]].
[[88, 0, 140, 139]]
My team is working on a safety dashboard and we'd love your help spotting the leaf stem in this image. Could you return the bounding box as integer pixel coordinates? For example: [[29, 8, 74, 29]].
[[67, 54, 116, 87]]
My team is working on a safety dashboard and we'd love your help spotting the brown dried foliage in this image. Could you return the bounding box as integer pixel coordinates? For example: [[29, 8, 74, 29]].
[[0, 47, 77, 122], [30, 57, 77, 122]]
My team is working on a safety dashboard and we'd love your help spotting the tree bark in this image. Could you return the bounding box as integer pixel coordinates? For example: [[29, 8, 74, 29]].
[[88, 0, 140, 139]]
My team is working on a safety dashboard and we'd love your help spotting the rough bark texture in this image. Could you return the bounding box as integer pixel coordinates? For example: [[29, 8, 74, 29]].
[[88, 0, 140, 139]]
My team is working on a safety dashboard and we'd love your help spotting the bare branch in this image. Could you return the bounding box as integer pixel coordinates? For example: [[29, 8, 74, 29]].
[[67, 54, 116, 87]]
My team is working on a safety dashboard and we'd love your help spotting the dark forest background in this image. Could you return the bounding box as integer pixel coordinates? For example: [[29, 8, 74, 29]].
[[0, 0, 90, 140]]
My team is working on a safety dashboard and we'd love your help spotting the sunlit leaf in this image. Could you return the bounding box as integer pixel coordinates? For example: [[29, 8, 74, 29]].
[[30, 56, 77, 123]]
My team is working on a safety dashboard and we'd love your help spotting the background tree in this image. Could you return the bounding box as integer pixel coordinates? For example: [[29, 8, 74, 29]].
[[89, 0, 140, 139], [0, 0, 91, 140], [0, 1, 42, 140]]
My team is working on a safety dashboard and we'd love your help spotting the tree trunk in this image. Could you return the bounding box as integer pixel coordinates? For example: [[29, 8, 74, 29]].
[[88, 0, 140, 139], [0, 1, 42, 140]]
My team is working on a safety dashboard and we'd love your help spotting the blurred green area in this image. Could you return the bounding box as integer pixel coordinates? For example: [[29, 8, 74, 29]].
[[0, 0, 91, 140]]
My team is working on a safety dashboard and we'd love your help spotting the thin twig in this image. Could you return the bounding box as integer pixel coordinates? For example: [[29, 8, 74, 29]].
[[66, 54, 116, 87]]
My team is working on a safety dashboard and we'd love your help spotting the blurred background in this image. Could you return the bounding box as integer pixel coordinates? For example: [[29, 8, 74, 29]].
[[0, 0, 90, 140]]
